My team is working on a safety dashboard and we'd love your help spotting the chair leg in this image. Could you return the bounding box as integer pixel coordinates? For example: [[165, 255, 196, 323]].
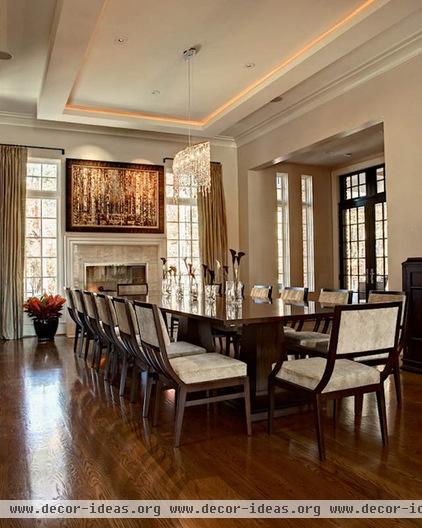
[[152, 380, 162, 426], [332, 399, 337, 425], [142, 373, 153, 418], [268, 379, 275, 434], [393, 364, 402, 405], [313, 395, 326, 461], [244, 378, 252, 436], [354, 394, 364, 416], [84, 336, 91, 362], [73, 326, 80, 354], [104, 345, 112, 381], [130, 365, 139, 403], [376, 387, 388, 446], [174, 387, 187, 448], [91, 339, 99, 368], [119, 351, 129, 397], [78, 331, 85, 358]]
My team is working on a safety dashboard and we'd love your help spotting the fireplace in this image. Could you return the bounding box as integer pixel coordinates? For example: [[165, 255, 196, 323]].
[[85, 263, 147, 296]]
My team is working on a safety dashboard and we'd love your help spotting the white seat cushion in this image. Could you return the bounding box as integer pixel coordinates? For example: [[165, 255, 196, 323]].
[[167, 341, 206, 358], [355, 353, 389, 362], [283, 326, 296, 335], [285, 331, 328, 343], [170, 353, 247, 384], [273, 357, 380, 393], [299, 337, 329, 351]]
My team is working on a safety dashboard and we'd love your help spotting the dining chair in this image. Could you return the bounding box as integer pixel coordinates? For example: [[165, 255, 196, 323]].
[[117, 283, 148, 301], [296, 291, 407, 404], [250, 284, 273, 300], [73, 289, 96, 360], [269, 302, 402, 460], [95, 293, 132, 395], [64, 287, 84, 354], [280, 286, 309, 303], [82, 291, 110, 369], [133, 300, 251, 446], [285, 288, 352, 346]]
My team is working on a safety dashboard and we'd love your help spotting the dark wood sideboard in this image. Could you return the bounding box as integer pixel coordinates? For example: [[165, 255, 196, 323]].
[[402, 258, 422, 373]]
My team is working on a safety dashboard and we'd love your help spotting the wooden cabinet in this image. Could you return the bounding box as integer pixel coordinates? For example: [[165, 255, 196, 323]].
[[402, 258, 422, 373]]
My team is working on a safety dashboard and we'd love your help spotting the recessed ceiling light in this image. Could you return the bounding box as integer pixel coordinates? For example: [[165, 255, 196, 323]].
[[244, 62, 255, 69], [115, 36, 128, 44], [270, 96, 283, 103], [151, 90, 161, 95], [344, 153, 353, 157], [0, 50, 12, 60]]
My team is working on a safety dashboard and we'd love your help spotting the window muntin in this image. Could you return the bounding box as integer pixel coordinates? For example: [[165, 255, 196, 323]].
[[276, 173, 290, 290], [301, 175, 315, 291], [25, 160, 60, 299]]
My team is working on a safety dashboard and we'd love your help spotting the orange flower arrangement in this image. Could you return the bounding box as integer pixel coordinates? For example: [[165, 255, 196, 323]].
[[23, 294, 66, 320]]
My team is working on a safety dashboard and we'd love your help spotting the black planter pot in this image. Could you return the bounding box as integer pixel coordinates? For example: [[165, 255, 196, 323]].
[[33, 318, 59, 342]]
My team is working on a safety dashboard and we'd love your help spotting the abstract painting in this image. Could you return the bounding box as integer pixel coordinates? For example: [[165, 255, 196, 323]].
[[66, 159, 164, 233]]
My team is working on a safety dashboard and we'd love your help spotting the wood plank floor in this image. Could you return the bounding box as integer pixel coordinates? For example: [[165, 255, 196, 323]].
[[1, 336, 422, 528]]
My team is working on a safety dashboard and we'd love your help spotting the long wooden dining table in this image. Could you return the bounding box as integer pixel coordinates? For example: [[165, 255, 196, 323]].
[[150, 295, 335, 419]]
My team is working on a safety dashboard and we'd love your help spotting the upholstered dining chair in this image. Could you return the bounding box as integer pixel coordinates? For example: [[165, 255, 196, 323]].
[[268, 302, 402, 460], [64, 287, 84, 355], [280, 286, 309, 303], [133, 300, 251, 447], [95, 294, 132, 396], [284, 288, 352, 346], [250, 284, 273, 300], [295, 290, 407, 404], [73, 289, 96, 360], [82, 291, 110, 370]]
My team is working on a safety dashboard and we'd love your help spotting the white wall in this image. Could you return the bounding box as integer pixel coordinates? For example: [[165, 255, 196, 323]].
[[0, 117, 238, 334], [237, 54, 422, 290]]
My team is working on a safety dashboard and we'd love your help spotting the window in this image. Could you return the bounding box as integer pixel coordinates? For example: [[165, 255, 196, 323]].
[[301, 175, 315, 291], [25, 160, 60, 299], [276, 173, 290, 290], [165, 169, 200, 285]]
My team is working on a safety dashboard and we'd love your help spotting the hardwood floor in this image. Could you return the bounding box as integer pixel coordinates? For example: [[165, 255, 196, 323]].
[[1, 336, 422, 527]]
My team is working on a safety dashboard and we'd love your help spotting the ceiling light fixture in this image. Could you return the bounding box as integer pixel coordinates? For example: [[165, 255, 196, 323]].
[[172, 47, 210, 199], [115, 36, 128, 44], [244, 62, 255, 69], [151, 89, 161, 95], [270, 96, 283, 103]]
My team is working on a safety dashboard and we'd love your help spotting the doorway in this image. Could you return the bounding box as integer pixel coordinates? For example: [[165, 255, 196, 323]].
[[339, 164, 388, 300]]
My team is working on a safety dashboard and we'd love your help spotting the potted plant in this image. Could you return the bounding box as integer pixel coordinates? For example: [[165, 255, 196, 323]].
[[23, 294, 66, 342]]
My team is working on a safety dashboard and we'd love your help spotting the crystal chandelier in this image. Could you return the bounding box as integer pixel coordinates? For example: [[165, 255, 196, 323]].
[[173, 47, 211, 199]]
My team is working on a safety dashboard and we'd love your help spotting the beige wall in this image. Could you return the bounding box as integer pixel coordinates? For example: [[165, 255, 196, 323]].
[[0, 119, 239, 250], [238, 54, 422, 291], [246, 163, 333, 297]]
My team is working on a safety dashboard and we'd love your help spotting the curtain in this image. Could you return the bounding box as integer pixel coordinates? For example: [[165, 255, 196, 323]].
[[198, 162, 228, 273], [0, 146, 27, 339]]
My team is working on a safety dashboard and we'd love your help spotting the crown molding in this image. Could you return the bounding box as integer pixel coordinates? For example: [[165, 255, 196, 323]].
[[0, 111, 236, 148], [235, 29, 422, 147]]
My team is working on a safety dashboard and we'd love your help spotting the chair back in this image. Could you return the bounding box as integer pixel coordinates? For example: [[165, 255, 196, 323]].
[[133, 301, 180, 384], [117, 283, 148, 296], [74, 289, 85, 314], [250, 284, 272, 300], [83, 291, 96, 319], [133, 302, 170, 348], [318, 288, 352, 305], [368, 290, 407, 329], [64, 287, 75, 309], [95, 294, 112, 327], [112, 297, 135, 337], [281, 287, 308, 302], [331, 303, 401, 357]]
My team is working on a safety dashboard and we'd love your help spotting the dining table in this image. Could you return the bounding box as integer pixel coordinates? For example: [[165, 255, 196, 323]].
[[147, 294, 335, 419]]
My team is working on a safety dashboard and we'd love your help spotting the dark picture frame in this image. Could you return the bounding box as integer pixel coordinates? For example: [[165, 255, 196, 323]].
[[66, 158, 164, 233]]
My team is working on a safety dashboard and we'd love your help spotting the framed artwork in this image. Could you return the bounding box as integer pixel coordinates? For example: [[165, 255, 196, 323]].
[[66, 158, 164, 233]]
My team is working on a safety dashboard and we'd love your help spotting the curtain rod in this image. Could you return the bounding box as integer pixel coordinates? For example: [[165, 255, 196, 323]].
[[1, 143, 65, 155], [163, 157, 221, 165]]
